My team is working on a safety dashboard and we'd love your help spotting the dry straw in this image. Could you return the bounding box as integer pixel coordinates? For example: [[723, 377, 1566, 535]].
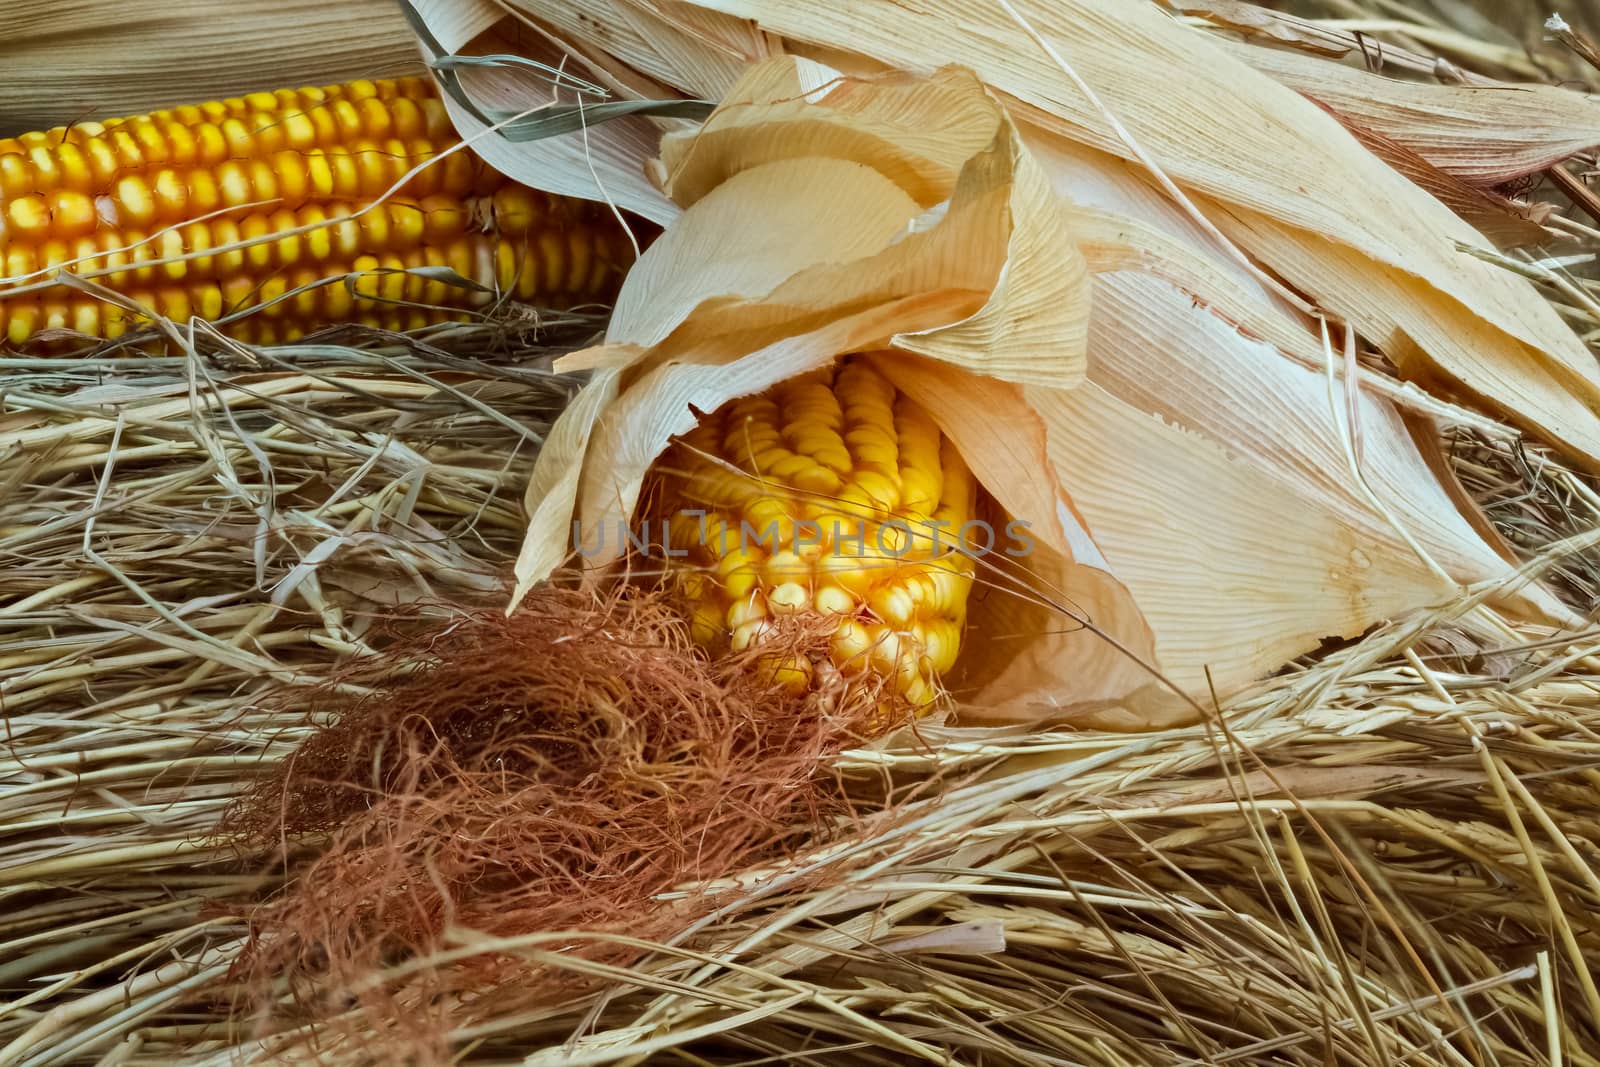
[[3, 320, 1599, 1066]]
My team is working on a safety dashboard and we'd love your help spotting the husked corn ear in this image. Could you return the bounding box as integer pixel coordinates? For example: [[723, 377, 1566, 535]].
[[652, 359, 977, 713], [0, 77, 635, 346]]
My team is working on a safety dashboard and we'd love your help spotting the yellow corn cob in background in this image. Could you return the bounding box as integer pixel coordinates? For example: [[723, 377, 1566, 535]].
[[0, 76, 636, 347], [651, 359, 977, 712]]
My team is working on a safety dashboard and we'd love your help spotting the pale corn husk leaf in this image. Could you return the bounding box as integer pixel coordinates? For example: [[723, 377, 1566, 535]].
[[1030, 135, 1537, 436], [1026, 136, 1574, 708], [1170, 0, 1551, 81], [1222, 38, 1600, 185], [607, 156, 927, 347], [513, 370, 626, 597], [1039, 138, 1575, 631], [511, 60, 1166, 719], [1161, 0, 1356, 56], [1060, 204, 1324, 368], [1053, 266, 1572, 697], [1058, 139, 1583, 456], [604, 0, 776, 98], [1032, 376, 1464, 701], [610, 64, 1089, 390], [0, 0, 424, 133], [478, 0, 1600, 467], [1204, 200, 1600, 462], [406, 22, 681, 223], [654, 62, 1003, 210], [496, 0, 757, 101], [871, 356, 1172, 727], [1320, 114, 1554, 249], [697, 0, 1600, 458]]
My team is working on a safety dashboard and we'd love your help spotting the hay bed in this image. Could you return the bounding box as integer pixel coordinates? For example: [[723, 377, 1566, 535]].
[[6, 1, 1600, 1063]]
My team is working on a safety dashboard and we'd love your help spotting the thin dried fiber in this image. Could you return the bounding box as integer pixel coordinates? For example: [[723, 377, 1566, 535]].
[[219, 585, 880, 1056]]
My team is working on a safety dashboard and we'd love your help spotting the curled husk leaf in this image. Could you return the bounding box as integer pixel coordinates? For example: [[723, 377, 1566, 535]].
[[1219, 38, 1600, 187], [513, 60, 1172, 727], [508, 57, 1565, 730], [441, 0, 1600, 469]]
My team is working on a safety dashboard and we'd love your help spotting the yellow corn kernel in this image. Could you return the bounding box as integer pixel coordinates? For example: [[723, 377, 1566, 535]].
[[829, 619, 874, 673], [246, 158, 280, 208], [70, 300, 101, 335], [4, 247, 31, 280], [815, 585, 856, 617], [25, 144, 64, 193], [131, 121, 170, 166], [155, 229, 187, 282], [375, 254, 407, 303], [192, 284, 225, 321], [6, 302, 38, 345], [492, 187, 540, 234], [0, 153, 30, 199], [649, 359, 977, 721], [50, 144, 92, 193], [350, 255, 383, 300], [537, 231, 566, 293], [761, 653, 813, 695], [41, 300, 70, 332], [82, 139, 120, 186], [768, 583, 810, 615], [187, 170, 222, 217], [152, 169, 188, 221], [112, 175, 158, 227], [357, 204, 391, 250], [322, 274, 354, 320], [107, 129, 142, 170], [690, 600, 726, 650], [493, 240, 520, 295], [154, 288, 193, 324], [162, 123, 199, 167]]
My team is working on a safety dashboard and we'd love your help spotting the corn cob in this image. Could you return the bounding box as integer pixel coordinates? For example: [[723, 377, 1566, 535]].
[[651, 359, 976, 712], [0, 77, 635, 346]]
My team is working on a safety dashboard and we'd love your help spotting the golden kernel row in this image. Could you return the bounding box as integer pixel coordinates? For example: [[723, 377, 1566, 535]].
[[0, 234, 624, 346], [0, 78, 455, 197], [0, 141, 497, 242], [1, 192, 610, 292]]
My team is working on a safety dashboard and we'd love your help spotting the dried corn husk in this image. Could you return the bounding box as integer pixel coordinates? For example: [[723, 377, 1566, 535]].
[[422, 0, 1600, 471], [419, 37, 682, 223], [503, 57, 1562, 728], [512, 62, 1169, 725], [1320, 117, 1553, 248], [1216, 35, 1600, 186]]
